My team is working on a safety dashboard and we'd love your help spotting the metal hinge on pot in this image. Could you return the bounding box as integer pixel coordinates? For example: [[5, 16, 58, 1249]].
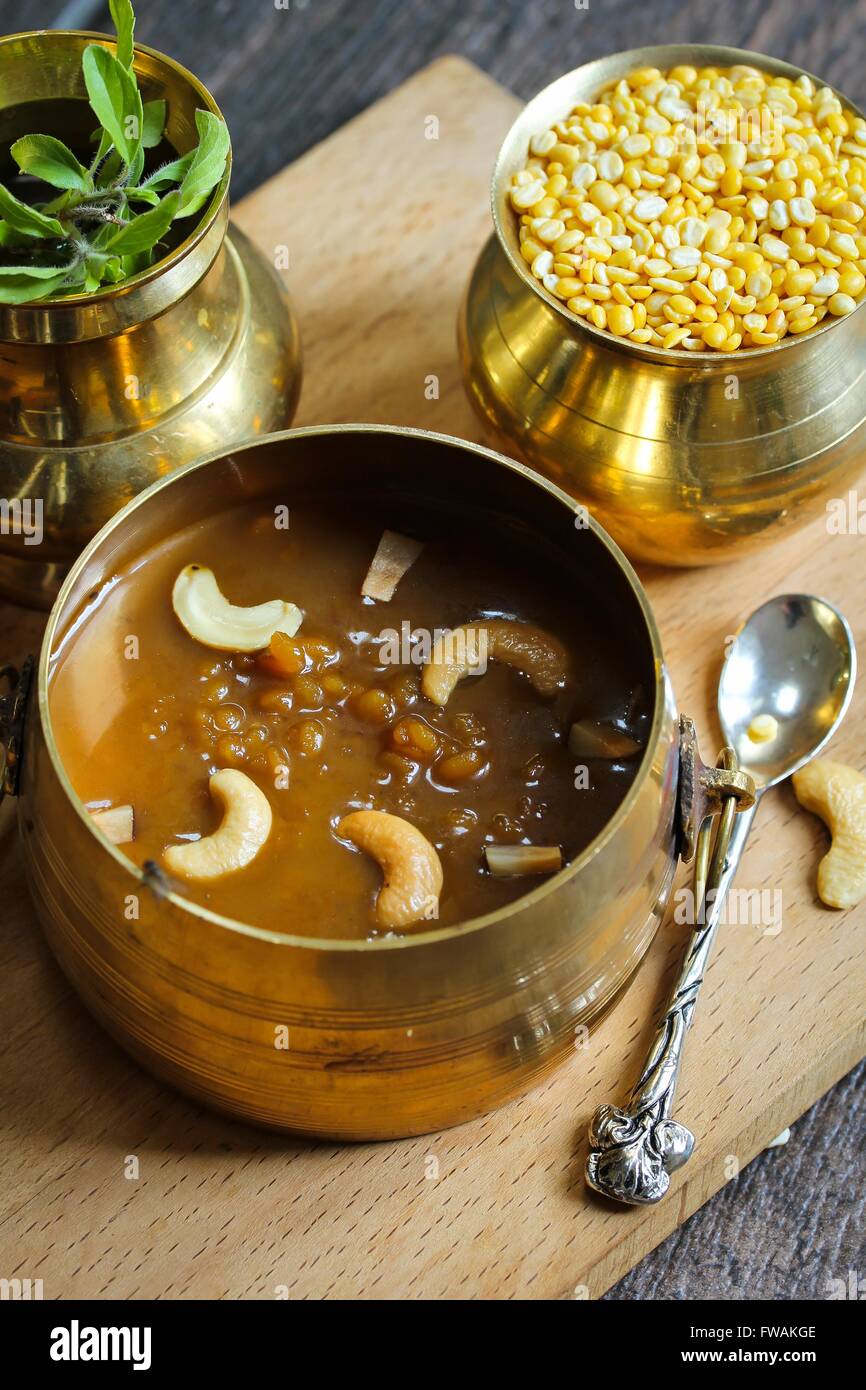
[[676, 714, 755, 862], [0, 655, 34, 803]]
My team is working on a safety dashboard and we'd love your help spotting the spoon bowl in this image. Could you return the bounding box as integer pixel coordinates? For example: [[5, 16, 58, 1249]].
[[718, 594, 857, 791]]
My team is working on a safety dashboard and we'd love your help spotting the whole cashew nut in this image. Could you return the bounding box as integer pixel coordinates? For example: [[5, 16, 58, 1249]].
[[164, 768, 272, 881], [338, 809, 443, 929], [172, 564, 303, 652], [792, 758, 866, 909], [422, 619, 567, 707]]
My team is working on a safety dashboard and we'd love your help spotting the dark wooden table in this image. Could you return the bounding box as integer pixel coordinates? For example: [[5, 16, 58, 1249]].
[[3, 0, 864, 1301]]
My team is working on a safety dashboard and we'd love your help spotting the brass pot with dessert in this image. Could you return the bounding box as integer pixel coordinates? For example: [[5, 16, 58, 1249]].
[[0, 424, 739, 1140], [459, 44, 866, 566]]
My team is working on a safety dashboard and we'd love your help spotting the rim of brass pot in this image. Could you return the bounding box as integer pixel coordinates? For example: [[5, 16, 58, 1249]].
[[40, 423, 669, 954], [0, 30, 231, 343], [492, 42, 866, 365]]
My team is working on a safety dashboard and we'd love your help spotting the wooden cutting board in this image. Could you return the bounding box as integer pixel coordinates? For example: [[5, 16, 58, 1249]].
[[1, 56, 864, 1302]]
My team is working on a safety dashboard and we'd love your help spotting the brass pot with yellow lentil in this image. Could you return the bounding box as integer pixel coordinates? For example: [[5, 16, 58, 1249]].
[[511, 58, 865, 351], [459, 45, 866, 566]]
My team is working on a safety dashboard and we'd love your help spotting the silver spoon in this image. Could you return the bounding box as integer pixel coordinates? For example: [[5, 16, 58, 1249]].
[[585, 593, 856, 1206]]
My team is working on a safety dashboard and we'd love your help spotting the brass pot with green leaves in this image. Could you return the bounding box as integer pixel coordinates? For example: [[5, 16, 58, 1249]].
[[0, 4, 301, 608]]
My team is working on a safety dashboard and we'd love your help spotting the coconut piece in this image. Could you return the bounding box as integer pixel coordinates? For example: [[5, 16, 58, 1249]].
[[89, 804, 135, 845], [484, 844, 562, 877], [172, 564, 302, 652], [361, 530, 424, 602], [568, 719, 642, 760]]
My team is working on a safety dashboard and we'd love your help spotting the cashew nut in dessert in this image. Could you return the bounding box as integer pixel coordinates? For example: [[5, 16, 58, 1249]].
[[792, 758, 866, 910], [172, 564, 302, 652], [422, 619, 567, 707], [337, 809, 443, 929], [164, 768, 272, 880], [89, 804, 134, 845], [361, 530, 424, 602]]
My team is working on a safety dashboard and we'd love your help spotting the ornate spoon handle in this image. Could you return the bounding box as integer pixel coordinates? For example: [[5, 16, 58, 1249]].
[[585, 748, 757, 1206]]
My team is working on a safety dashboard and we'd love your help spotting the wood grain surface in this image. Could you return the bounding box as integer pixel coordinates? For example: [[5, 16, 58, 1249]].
[[1, 12, 865, 1301]]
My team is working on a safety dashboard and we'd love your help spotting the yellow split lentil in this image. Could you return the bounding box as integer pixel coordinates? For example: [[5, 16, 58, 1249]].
[[512, 63, 866, 350]]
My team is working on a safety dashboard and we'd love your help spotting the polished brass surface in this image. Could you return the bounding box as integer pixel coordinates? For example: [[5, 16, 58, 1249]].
[[0, 32, 302, 607], [17, 426, 681, 1139], [459, 44, 866, 567]]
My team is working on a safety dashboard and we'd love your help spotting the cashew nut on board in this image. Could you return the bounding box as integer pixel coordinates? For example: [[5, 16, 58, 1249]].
[[422, 619, 567, 707], [172, 564, 302, 651], [164, 769, 273, 880], [337, 810, 443, 929], [792, 758, 866, 910]]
